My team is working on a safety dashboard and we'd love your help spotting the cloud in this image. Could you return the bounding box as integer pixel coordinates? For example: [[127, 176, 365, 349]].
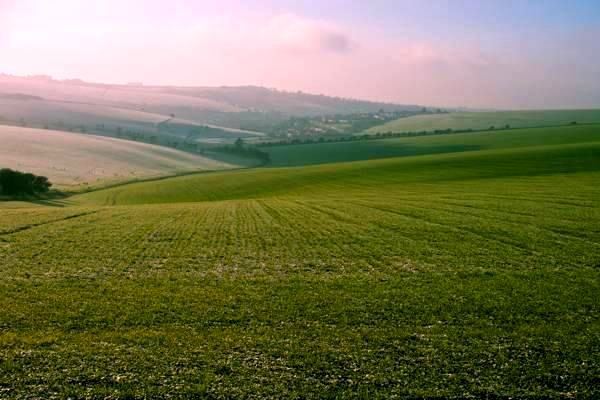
[[0, 2, 598, 108], [0, 0, 17, 42], [317, 31, 352, 53], [260, 14, 354, 54]]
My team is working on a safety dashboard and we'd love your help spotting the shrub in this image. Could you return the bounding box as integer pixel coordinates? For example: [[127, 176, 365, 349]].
[[215, 140, 271, 164]]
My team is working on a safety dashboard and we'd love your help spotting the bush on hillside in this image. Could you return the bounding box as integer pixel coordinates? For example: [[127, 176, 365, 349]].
[[215, 139, 271, 164], [0, 168, 52, 196]]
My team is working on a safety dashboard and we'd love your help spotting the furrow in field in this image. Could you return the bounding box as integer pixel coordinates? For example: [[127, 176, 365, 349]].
[[398, 198, 600, 247], [347, 200, 536, 256], [451, 193, 598, 209], [291, 200, 405, 267], [389, 199, 600, 269], [280, 200, 365, 263], [0, 209, 102, 236], [127, 208, 193, 267], [257, 199, 323, 266], [287, 199, 431, 272]]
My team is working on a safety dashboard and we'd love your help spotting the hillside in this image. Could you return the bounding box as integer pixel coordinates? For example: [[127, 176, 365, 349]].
[[75, 125, 600, 206], [0, 74, 422, 136], [3, 1, 599, 396], [160, 86, 422, 116], [367, 110, 600, 134], [263, 124, 600, 167], [0, 95, 264, 145], [0, 125, 243, 189], [3, 125, 599, 397]]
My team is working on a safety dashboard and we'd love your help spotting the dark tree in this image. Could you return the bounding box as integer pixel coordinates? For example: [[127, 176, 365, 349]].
[[0, 168, 52, 196]]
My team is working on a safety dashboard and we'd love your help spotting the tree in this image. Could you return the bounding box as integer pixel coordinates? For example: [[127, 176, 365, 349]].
[[0, 168, 52, 196], [32, 175, 51, 193]]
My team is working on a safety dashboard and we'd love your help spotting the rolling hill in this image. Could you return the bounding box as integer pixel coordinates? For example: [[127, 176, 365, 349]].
[[75, 124, 600, 205], [2, 123, 599, 397], [263, 124, 600, 167], [367, 109, 600, 134], [0, 94, 264, 145], [0, 125, 244, 189], [0, 74, 422, 136], [75, 140, 600, 206]]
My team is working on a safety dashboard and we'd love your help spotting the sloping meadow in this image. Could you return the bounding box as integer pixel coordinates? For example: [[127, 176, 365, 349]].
[[1, 126, 599, 397]]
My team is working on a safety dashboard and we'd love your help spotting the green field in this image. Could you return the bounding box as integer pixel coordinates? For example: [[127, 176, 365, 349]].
[[1, 125, 599, 397], [367, 109, 600, 134], [264, 124, 600, 167]]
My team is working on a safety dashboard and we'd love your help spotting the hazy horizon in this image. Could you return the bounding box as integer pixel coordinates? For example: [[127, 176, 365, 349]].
[[1, 0, 600, 109]]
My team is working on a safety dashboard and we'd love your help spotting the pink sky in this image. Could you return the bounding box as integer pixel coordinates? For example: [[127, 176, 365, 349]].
[[1, 0, 599, 108]]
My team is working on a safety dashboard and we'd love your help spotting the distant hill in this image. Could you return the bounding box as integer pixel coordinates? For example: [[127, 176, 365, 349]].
[[0, 74, 426, 147], [160, 85, 422, 116], [0, 92, 44, 101], [0, 95, 263, 145], [367, 110, 600, 134], [0, 75, 420, 122]]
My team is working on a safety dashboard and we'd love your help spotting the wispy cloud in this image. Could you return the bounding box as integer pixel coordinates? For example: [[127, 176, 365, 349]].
[[264, 14, 354, 54]]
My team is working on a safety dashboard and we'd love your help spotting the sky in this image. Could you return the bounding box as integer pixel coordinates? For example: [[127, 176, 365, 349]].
[[1, 0, 599, 108]]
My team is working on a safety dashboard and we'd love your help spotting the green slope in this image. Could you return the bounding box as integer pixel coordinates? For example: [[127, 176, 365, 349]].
[[265, 124, 600, 167], [76, 125, 600, 206], [367, 109, 600, 134], [2, 123, 600, 398]]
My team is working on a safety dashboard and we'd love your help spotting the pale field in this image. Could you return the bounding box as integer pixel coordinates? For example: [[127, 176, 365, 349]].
[[0, 97, 167, 132], [0, 97, 266, 140], [0, 125, 240, 189], [367, 110, 600, 134]]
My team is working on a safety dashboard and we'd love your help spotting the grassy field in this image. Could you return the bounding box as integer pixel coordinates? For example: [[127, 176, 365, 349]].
[[1, 125, 599, 398], [264, 124, 600, 167], [367, 109, 600, 134], [0, 125, 241, 189]]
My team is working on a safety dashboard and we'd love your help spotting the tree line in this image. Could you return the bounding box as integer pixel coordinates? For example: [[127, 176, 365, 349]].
[[257, 127, 480, 148]]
